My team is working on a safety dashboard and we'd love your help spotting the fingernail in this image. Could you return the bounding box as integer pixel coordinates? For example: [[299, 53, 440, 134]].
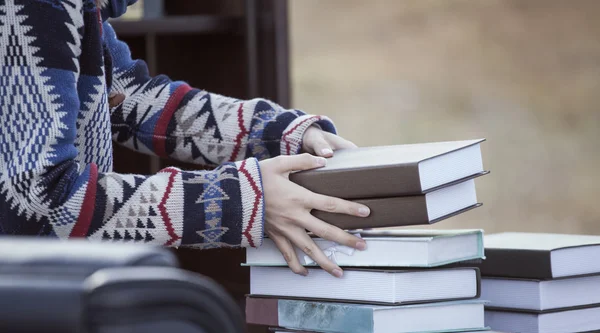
[[356, 241, 367, 250], [358, 207, 370, 217], [332, 268, 343, 278], [321, 148, 333, 156], [301, 269, 309, 276], [316, 157, 327, 166]]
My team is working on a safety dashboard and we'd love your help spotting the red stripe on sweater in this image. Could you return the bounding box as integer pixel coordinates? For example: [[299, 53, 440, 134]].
[[239, 160, 262, 247], [159, 168, 181, 246], [281, 116, 321, 155], [229, 103, 249, 161], [153, 84, 193, 157], [70, 164, 98, 238]]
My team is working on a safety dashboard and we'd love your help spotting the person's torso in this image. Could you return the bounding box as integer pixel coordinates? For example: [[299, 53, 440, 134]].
[[75, 2, 114, 173]]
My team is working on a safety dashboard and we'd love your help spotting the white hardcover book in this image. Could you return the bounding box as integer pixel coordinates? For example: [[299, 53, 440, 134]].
[[481, 274, 600, 311], [246, 229, 484, 267], [247, 298, 486, 333], [250, 266, 480, 304], [485, 306, 600, 333]]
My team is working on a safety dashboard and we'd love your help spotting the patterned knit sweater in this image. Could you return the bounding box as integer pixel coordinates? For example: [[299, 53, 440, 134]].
[[0, 0, 336, 249]]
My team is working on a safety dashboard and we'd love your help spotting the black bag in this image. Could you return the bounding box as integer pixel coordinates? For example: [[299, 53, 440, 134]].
[[0, 237, 244, 333]]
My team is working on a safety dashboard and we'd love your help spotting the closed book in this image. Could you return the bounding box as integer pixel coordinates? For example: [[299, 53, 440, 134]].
[[270, 330, 498, 333], [269, 327, 502, 333], [485, 306, 600, 333], [481, 274, 600, 312], [290, 139, 485, 199], [246, 297, 486, 333], [476, 232, 600, 279], [250, 266, 480, 305], [312, 178, 482, 230], [246, 229, 484, 267]]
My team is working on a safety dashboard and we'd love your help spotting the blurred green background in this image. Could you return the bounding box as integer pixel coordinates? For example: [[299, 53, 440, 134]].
[[289, 0, 600, 234]]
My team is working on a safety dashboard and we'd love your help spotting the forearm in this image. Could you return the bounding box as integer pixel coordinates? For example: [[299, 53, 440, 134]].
[[1, 158, 264, 248], [104, 22, 337, 164]]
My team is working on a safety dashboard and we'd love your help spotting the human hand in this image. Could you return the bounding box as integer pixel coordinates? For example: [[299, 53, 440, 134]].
[[301, 126, 357, 158], [259, 154, 369, 278]]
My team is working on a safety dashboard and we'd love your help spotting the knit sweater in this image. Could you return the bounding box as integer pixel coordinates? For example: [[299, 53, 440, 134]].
[[0, 0, 336, 249]]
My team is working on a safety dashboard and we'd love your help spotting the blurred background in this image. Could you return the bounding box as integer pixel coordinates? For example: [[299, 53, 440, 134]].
[[117, 0, 599, 235], [289, 0, 600, 235]]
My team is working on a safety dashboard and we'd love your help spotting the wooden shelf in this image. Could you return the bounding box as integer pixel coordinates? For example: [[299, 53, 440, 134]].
[[110, 15, 243, 36]]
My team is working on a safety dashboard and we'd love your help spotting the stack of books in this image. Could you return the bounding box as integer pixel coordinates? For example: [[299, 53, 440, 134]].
[[475, 232, 600, 333], [269, 329, 504, 333], [245, 139, 493, 333]]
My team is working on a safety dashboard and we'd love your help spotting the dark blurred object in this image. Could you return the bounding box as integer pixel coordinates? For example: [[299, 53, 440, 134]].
[[0, 237, 244, 333]]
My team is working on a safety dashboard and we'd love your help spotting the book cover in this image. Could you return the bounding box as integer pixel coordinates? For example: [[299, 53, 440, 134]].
[[474, 232, 600, 279], [245, 229, 484, 267], [289, 139, 485, 199], [311, 176, 484, 230], [485, 305, 600, 333], [249, 267, 481, 305], [481, 274, 600, 312]]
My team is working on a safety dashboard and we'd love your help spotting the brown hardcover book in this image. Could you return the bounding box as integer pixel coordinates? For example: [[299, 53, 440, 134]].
[[311, 177, 483, 230], [474, 232, 600, 279], [290, 139, 485, 199]]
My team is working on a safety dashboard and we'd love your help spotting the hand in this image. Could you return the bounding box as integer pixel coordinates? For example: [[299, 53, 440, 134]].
[[302, 126, 357, 158], [260, 154, 370, 278]]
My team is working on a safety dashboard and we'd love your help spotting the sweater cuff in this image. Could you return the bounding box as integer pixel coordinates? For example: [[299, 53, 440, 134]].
[[235, 158, 265, 248], [280, 115, 337, 156]]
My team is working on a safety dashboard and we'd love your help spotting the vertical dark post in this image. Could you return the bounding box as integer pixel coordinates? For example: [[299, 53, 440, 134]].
[[272, 0, 291, 108], [145, 32, 161, 173], [245, 0, 259, 98]]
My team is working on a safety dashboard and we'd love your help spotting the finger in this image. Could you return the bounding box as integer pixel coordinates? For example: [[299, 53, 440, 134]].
[[324, 133, 358, 150], [311, 135, 334, 157], [269, 231, 308, 276], [274, 153, 327, 173], [285, 229, 344, 278], [305, 193, 370, 218], [300, 213, 367, 250]]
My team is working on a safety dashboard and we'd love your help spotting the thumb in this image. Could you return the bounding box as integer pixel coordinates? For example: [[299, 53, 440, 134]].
[[275, 153, 327, 173]]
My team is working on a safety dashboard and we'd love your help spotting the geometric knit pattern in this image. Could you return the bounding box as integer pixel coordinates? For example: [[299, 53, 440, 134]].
[[0, 0, 336, 248]]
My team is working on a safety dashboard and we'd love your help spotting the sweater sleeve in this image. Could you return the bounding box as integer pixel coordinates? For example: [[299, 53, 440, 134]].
[[103, 22, 337, 164], [0, 0, 264, 248]]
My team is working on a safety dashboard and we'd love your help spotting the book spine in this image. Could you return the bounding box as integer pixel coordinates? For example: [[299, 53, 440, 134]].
[[290, 164, 422, 199], [277, 299, 375, 333], [477, 249, 552, 279], [246, 297, 279, 326], [312, 195, 429, 229]]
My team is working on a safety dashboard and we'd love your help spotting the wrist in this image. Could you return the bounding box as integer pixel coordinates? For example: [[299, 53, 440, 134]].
[[280, 115, 336, 155], [235, 158, 265, 247]]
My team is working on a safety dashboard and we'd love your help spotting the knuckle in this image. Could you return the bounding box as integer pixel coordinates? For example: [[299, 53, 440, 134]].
[[282, 251, 294, 263], [317, 225, 333, 239], [323, 198, 337, 212], [274, 155, 287, 167], [302, 244, 315, 256], [291, 195, 306, 206], [300, 153, 314, 163]]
